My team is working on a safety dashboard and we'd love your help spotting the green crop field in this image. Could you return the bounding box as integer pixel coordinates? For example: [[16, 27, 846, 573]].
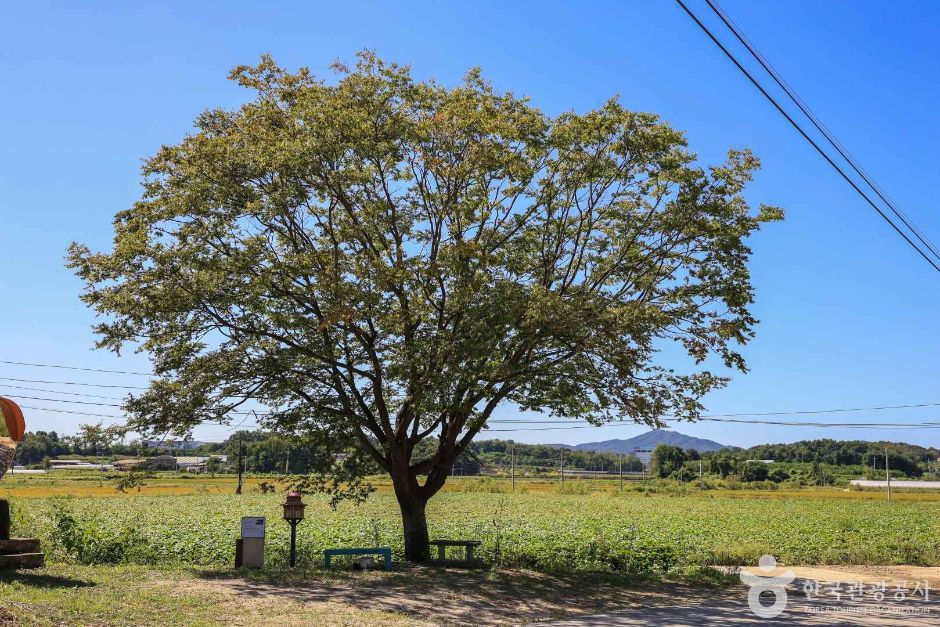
[[7, 480, 940, 575]]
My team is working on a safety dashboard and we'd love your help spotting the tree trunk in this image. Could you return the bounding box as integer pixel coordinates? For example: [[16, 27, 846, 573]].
[[398, 493, 430, 563], [387, 433, 455, 564]]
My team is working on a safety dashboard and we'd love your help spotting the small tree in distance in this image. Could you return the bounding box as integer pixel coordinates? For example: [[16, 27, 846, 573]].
[[651, 444, 687, 479], [708, 449, 737, 478], [205, 456, 223, 475], [68, 52, 781, 562]]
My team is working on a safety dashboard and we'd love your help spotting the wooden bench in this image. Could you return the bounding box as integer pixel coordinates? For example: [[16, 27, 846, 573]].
[[429, 539, 482, 568], [323, 547, 392, 570]]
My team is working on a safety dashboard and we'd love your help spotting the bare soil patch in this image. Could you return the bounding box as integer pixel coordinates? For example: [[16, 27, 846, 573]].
[[181, 567, 729, 626], [787, 565, 940, 587]]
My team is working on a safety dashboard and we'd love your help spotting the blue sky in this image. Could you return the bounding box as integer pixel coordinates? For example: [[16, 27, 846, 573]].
[[2, 0, 940, 447]]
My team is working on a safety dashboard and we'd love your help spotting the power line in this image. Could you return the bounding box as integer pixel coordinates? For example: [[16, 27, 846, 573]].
[[17, 405, 122, 419], [8, 362, 940, 431], [15, 400, 940, 432], [0, 377, 265, 405], [487, 400, 940, 423], [703, 0, 940, 266], [7, 374, 940, 420], [17, 360, 940, 425], [0, 391, 268, 416], [694, 402, 940, 418], [16, 404, 258, 431], [674, 0, 940, 275], [10, 381, 940, 428], [1, 394, 124, 408], [0, 394, 269, 416], [0, 376, 149, 390], [486, 419, 940, 432], [0, 359, 152, 376], [0, 383, 126, 400], [701, 417, 940, 428], [225, 414, 257, 432]]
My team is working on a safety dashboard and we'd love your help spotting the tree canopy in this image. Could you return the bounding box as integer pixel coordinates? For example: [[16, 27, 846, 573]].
[[69, 52, 781, 560]]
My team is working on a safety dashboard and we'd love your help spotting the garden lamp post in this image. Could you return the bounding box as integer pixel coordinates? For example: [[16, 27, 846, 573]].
[[282, 491, 306, 567]]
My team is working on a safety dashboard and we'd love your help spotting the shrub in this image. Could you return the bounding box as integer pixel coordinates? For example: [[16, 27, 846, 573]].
[[768, 467, 790, 483], [49, 499, 143, 565], [738, 463, 769, 482]]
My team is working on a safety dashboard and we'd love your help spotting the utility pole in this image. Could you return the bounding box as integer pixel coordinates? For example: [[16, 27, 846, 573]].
[[619, 454, 623, 491], [510, 443, 515, 493], [285, 447, 290, 475], [885, 448, 892, 503], [560, 449, 564, 486], [236, 432, 244, 495], [96, 439, 103, 487], [699, 458, 704, 489]]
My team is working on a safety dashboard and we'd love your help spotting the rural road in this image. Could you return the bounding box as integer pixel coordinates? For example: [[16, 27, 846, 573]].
[[541, 570, 937, 627], [541, 598, 934, 626]]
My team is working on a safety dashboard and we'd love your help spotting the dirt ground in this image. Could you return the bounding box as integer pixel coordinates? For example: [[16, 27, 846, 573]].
[[5, 564, 940, 626], [183, 567, 728, 626], [183, 564, 940, 625], [738, 564, 940, 588]]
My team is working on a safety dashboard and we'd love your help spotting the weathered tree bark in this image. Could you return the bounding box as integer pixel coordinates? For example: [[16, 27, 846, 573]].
[[389, 444, 433, 562], [398, 494, 430, 563], [388, 438, 455, 563]]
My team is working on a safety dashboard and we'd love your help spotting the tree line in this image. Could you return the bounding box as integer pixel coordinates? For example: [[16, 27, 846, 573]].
[[15, 431, 140, 466], [16, 429, 646, 475], [462, 439, 645, 473], [739, 439, 938, 475], [650, 438, 940, 483], [18, 429, 938, 481]]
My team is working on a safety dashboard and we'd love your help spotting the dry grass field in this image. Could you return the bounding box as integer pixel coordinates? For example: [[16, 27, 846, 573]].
[[4, 470, 940, 501]]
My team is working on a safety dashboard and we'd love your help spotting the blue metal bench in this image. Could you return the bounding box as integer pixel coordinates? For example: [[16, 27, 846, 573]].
[[323, 547, 392, 570]]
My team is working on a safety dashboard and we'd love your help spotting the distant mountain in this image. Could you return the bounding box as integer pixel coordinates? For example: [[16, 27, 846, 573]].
[[571, 430, 727, 455]]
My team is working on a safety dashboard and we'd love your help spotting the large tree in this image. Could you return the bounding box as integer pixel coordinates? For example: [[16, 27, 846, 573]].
[[69, 52, 781, 561]]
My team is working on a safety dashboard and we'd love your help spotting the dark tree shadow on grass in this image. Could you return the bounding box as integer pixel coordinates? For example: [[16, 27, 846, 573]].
[[0, 570, 95, 589]]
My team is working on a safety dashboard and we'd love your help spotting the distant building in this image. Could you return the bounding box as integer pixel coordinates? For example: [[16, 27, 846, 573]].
[[176, 455, 228, 473], [48, 459, 100, 470], [631, 448, 654, 470], [113, 455, 177, 471], [113, 454, 228, 472], [141, 439, 206, 451], [113, 459, 144, 471], [147, 455, 178, 471]]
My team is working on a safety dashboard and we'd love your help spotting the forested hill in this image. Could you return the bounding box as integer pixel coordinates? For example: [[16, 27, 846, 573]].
[[567, 430, 727, 454], [741, 439, 940, 468], [14, 430, 940, 475], [466, 439, 645, 473]]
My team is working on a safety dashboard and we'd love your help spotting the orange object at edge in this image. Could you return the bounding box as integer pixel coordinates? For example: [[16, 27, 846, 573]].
[[0, 397, 26, 442]]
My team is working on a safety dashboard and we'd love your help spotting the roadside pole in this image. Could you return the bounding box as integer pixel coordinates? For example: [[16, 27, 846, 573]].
[[510, 443, 515, 493], [619, 455, 623, 491], [699, 459, 703, 489], [885, 448, 892, 503], [560, 449, 564, 486], [236, 432, 244, 495]]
